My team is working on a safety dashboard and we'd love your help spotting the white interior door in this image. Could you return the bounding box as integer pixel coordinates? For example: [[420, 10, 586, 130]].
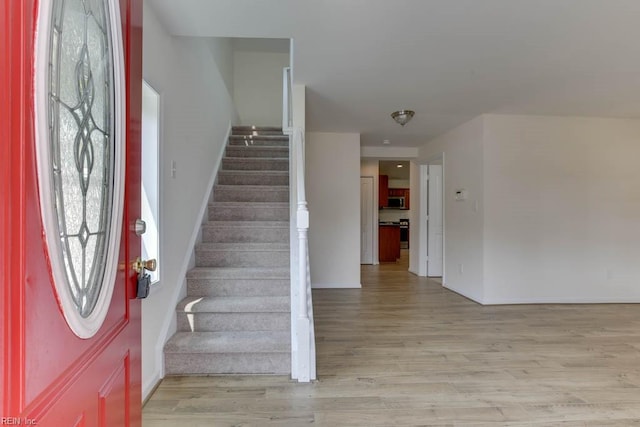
[[360, 176, 374, 264], [427, 165, 443, 276]]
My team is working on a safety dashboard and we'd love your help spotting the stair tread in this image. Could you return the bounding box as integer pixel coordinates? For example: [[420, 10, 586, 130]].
[[227, 145, 288, 149], [210, 201, 289, 207], [197, 242, 289, 251], [229, 135, 288, 140], [228, 140, 288, 148], [178, 296, 289, 313], [187, 267, 289, 279], [232, 126, 283, 132], [165, 331, 290, 353], [203, 220, 289, 228], [228, 139, 288, 145], [223, 156, 288, 161], [218, 170, 289, 175], [214, 184, 289, 190]]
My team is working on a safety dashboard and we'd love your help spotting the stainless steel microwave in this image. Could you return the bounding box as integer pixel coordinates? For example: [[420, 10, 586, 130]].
[[387, 196, 405, 208]]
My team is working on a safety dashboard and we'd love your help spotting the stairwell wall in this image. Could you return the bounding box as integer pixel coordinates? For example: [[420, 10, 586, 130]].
[[233, 44, 290, 127], [142, 4, 238, 400]]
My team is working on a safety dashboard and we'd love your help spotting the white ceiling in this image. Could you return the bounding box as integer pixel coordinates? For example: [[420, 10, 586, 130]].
[[148, 0, 640, 147]]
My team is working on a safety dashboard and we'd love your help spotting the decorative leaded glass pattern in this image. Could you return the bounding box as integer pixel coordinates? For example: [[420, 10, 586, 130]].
[[48, 0, 115, 318]]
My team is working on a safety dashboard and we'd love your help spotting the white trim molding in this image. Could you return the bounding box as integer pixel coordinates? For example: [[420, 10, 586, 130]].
[[312, 283, 362, 289]]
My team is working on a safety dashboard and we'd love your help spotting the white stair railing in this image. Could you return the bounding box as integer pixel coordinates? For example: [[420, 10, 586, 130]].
[[283, 67, 316, 382]]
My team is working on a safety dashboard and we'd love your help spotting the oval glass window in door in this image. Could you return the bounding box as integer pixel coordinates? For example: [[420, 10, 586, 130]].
[[35, 0, 126, 338]]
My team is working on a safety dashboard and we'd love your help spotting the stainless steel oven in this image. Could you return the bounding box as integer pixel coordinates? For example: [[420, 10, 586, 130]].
[[399, 218, 409, 249]]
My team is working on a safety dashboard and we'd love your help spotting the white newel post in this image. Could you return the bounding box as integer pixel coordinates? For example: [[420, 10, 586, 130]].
[[296, 200, 310, 381]]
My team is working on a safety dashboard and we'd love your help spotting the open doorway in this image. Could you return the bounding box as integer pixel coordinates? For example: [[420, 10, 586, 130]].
[[378, 160, 411, 263]]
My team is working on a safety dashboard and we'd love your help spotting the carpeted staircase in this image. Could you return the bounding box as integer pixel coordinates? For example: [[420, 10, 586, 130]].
[[164, 126, 291, 375]]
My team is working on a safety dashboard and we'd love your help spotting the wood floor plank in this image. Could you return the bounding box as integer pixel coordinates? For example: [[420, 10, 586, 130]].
[[143, 250, 640, 425]]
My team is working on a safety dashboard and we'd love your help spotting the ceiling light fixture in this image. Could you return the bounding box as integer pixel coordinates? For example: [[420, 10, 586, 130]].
[[391, 110, 415, 127], [397, 164, 403, 168], [383, 139, 391, 145]]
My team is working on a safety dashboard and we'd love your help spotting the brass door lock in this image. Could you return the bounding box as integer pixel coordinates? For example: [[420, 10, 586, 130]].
[[133, 257, 157, 299], [133, 257, 157, 274]]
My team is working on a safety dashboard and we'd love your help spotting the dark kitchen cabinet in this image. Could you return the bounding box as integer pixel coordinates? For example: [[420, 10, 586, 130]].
[[379, 175, 389, 208], [379, 225, 401, 262]]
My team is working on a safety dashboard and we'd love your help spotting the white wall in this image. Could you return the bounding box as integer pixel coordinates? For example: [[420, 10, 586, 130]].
[[307, 132, 361, 288], [233, 50, 289, 126], [483, 115, 640, 303], [418, 113, 640, 305], [361, 146, 419, 159], [207, 38, 234, 96], [141, 4, 237, 400], [419, 116, 485, 303]]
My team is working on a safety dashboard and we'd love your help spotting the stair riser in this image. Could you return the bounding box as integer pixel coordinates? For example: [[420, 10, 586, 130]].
[[229, 137, 289, 147], [203, 227, 289, 243], [231, 127, 284, 136], [177, 312, 289, 332], [187, 279, 290, 297], [208, 206, 289, 222], [195, 250, 289, 268], [218, 173, 289, 186], [213, 187, 289, 203], [231, 132, 285, 138], [165, 353, 290, 375], [226, 147, 289, 158], [222, 158, 288, 171]]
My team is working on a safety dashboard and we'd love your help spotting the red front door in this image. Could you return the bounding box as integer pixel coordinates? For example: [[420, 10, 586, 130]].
[[1, 0, 143, 425]]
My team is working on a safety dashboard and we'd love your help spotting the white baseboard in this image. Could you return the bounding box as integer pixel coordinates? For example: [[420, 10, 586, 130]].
[[312, 283, 362, 289], [441, 283, 640, 305], [483, 295, 640, 305], [443, 284, 484, 304], [142, 369, 163, 403]]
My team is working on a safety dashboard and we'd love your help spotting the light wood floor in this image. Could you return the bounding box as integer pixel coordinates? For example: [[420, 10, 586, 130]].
[[143, 251, 640, 426]]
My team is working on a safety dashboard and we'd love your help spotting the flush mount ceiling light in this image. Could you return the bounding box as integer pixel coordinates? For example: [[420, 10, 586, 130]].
[[391, 110, 415, 127]]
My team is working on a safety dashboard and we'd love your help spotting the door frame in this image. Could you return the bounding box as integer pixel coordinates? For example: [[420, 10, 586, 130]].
[[1, 2, 27, 415], [360, 176, 375, 264], [418, 154, 445, 282], [427, 163, 444, 277]]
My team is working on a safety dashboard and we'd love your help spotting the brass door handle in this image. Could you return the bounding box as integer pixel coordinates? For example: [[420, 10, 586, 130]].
[[133, 257, 157, 274]]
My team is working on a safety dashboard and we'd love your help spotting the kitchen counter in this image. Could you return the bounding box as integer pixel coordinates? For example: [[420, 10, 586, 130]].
[[379, 224, 401, 262]]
